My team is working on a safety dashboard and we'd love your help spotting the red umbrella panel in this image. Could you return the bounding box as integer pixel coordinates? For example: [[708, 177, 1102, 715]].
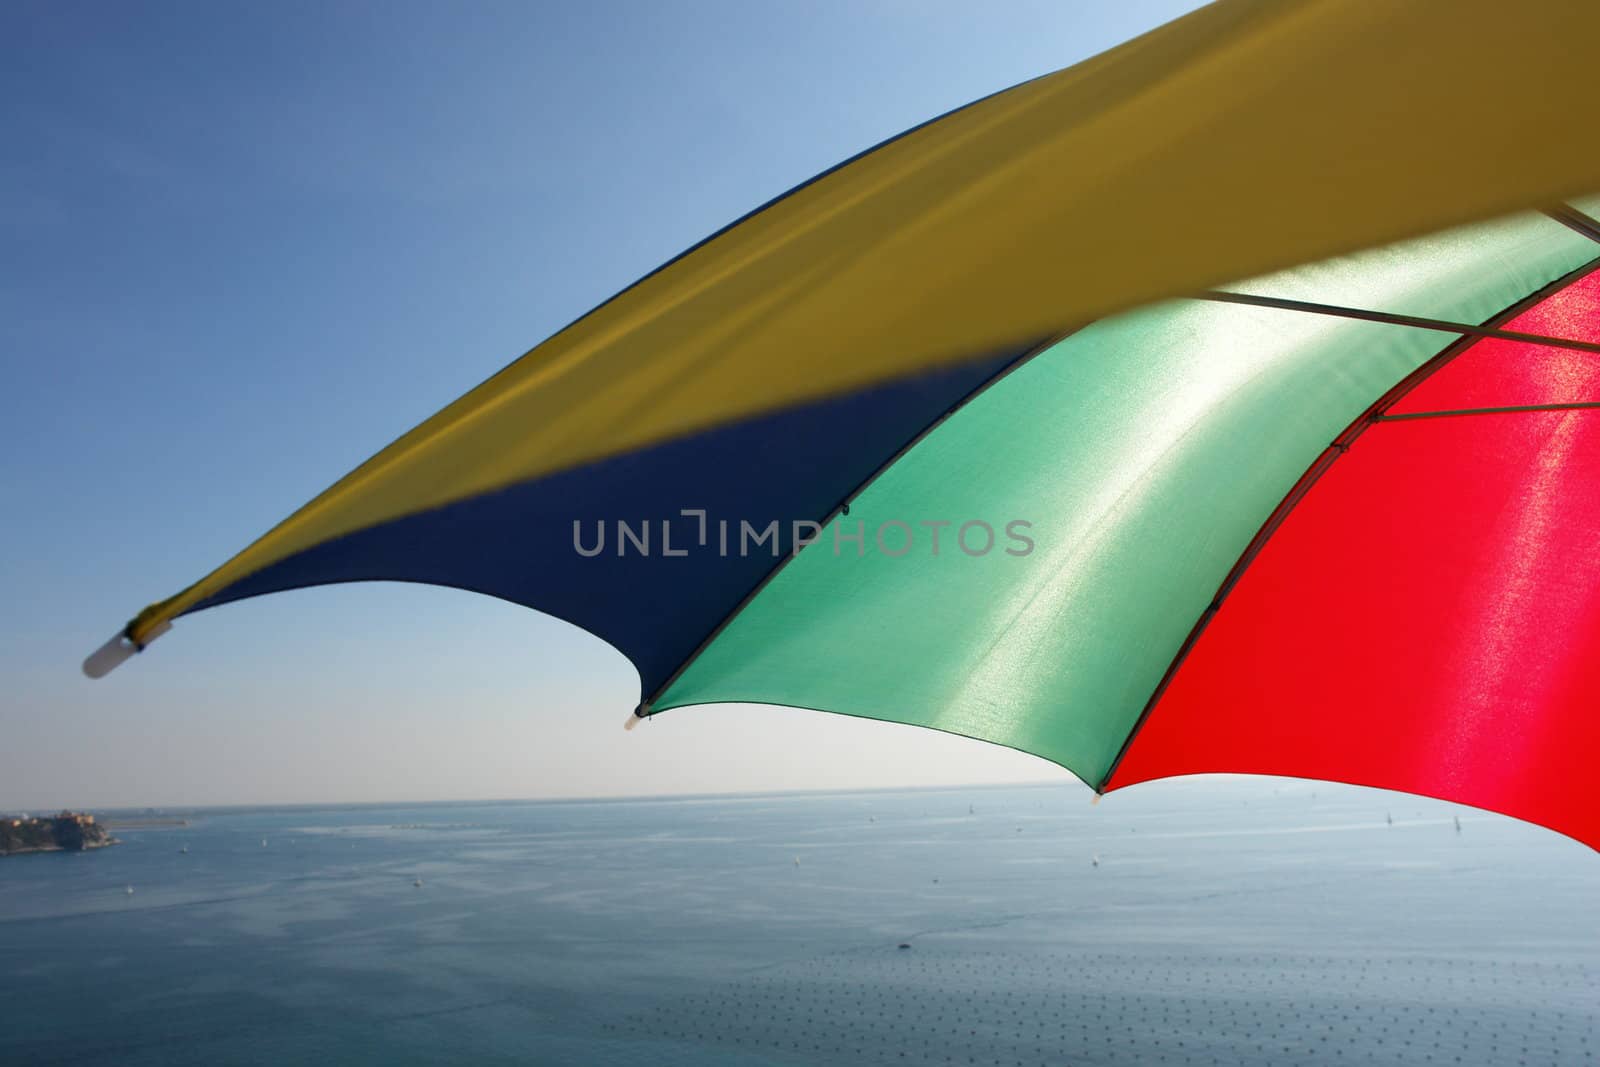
[[1108, 270, 1600, 848]]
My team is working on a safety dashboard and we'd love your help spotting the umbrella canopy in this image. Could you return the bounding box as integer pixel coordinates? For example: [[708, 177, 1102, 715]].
[[90, 0, 1600, 848]]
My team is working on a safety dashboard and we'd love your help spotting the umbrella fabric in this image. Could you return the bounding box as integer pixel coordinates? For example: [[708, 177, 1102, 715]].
[[1105, 271, 1600, 845], [649, 218, 1600, 849], [94, 1, 1600, 847]]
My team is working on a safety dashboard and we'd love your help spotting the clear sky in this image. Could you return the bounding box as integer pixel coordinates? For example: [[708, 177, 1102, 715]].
[[2, 0, 1203, 809]]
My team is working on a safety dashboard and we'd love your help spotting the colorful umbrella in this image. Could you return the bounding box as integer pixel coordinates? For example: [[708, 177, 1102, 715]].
[[88, 0, 1600, 848]]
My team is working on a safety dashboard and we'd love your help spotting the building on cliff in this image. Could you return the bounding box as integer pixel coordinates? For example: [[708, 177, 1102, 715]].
[[0, 812, 114, 855]]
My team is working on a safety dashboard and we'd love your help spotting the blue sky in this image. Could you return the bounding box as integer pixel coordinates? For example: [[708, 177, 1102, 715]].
[[2, 0, 1202, 808]]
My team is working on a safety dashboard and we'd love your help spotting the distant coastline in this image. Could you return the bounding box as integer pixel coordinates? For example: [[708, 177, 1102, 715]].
[[1, 812, 116, 856]]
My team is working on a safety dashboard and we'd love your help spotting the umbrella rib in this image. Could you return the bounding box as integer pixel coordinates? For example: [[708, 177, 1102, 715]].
[[1376, 401, 1600, 422], [1544, 203, 1600, 245], [634, 326, 1081, 721], [1197, 290, 1600, 354]]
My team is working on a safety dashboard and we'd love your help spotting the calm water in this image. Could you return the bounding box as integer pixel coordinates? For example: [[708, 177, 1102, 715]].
[[0, 780, 1594, 1066]]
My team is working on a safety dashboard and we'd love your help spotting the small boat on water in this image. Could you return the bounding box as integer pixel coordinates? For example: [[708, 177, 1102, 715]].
[[413, 878, 423, 888], [180, 845, 189, 854], [125, 885, 134, 895]]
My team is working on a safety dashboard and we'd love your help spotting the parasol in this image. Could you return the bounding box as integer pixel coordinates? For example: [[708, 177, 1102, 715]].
[[87, 0, 1600, 847]]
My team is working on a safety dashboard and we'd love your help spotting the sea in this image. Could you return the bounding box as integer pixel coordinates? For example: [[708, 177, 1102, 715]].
[[0, 779, 1594, 1066]]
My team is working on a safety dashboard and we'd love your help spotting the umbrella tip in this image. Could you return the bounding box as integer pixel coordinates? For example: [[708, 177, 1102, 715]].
[[623, 703, 649, 731], [82, 620, 171, 679]]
